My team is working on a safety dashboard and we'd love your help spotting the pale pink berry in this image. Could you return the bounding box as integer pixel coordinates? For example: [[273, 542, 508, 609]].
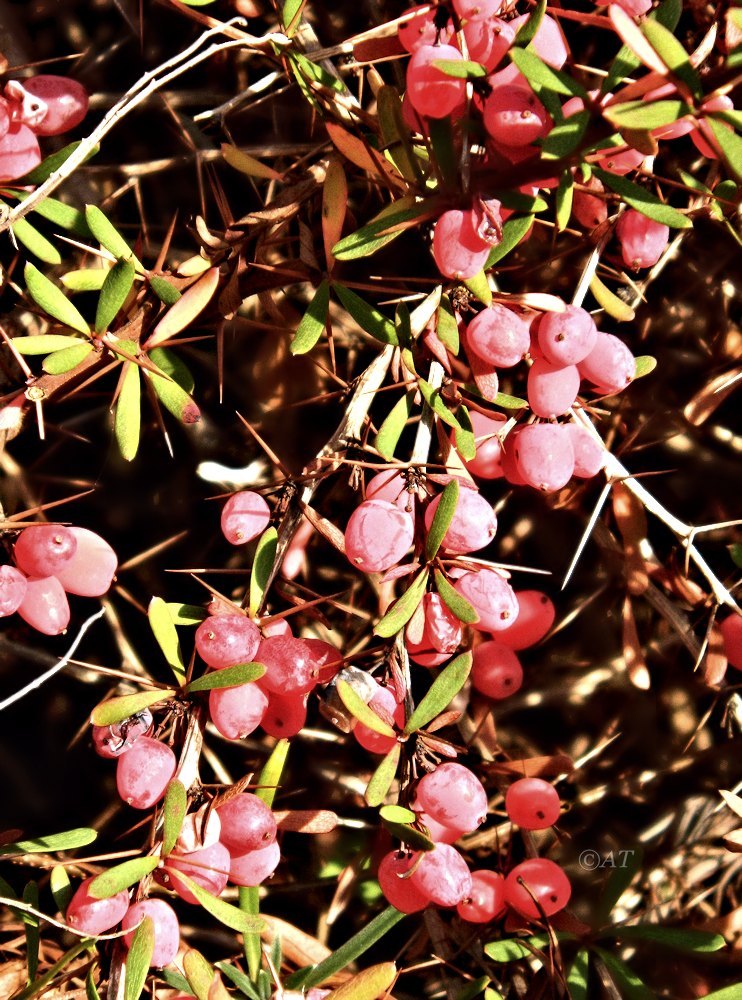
[[165, 842, 230, 904], [14, 525, 77, 578], [720, 614, 742, 671], [398, 5, 455, 53], [17, 576, 70, 635], [416, 762, 488, 833], [459, 410, 506, 479], [0, 123, 41, 181], [260, 690, 308, 737], [505, 778, 561, 830], [221, 491, 270, 545], [496, 591, 555, 650], [66, 877, 129, 935], [122, 899, 179, 968], [0, 564, 27, 616], [483, 87, 551, 147], [409, 844, 473, 907], [457, 870, 507, 923], [92, 709, 154, 759], [345, 499, 414, 573], [406, 44, 467, 120], [0, 97, 10, 140], [578, 332, 635, 394], [471, 641, 523, 698], [209, 683, 268, 740], [452, 0, 503, 19], [176, 804, 222, 853], [454, 569, 519, 631], [18, 75, 89, 136], [195, 614, 261, 669], [564, 425, 605, 479], [537, 306, 598, 367], [256, 635, 318, 694], [229, 840, 281, 886], [53, 527, 117, 597], [260, 617, 293, 637], [377, 851, 429, 913], [500, 429, 528, 486], [464, 17, 514, 72], [417, 811, 467, 844], [466, 305, 531, 368], [424, 486, 497, 555], [432, 208, 491, 281], [116, 737, 176, 810], [515, 423, 575, 492], [593, 145, 645, 175], [504, 858, 571, 919], [612, 0, 652, 16], [527, 360, 581, 418], [616, 210, 669, 270], [507, 13, 569, 68], [217, 793, 277, 852], [366, 470, 416, 518]]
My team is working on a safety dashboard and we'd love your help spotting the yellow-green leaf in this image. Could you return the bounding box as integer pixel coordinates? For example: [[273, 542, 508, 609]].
[[24, 262, 90, 335], [334, 285, 398, 346], [336, 679, 395, 737], [290, 280, 330, 355], [124, 916, 154, 1000], [88, 857, 160, 899], [426, 479, 459, 561], [85, 205, 143, 272], [589, 275, 636, 321], [162, 779, 188, 857], [90, 690, 176, 727], [148, 596, 185, 683], [43, 342, 94, 374], [114, 362, 141, 462], [222, 143, 283, 181], [95, 258, 135, 334], [404, 651, 472, 734], [256, 738, 290, 807], [365, 743, 400, 807], [12, 218, 61, 265], [184, 662, 266, 693], [324, 962, 397, 1000], [374, 569, 429, 638], [375, 390, 414, 461]]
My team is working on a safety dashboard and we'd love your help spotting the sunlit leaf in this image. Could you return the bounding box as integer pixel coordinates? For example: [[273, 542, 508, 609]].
[[333, 198, 434, 261], [566, 949, 590, 1000], [290, 280, 330, 355], [485, 215, 534, 268], [50, 865, 72, 915], [42, 342, 94, 374], [222, 143, 283, 181], [336, 679, 395, 737], [604, 99, 689, 131], [555, 170, 574, 232], [404, 652, 472, 734], [590, 275, 636, 321], [24, 262, 90, 335], [609, 925, 726, 952], [12, 335, 83, 355], [148, 347, 200, 425], [323, 962, 397, 1000], [375, 391, 414, 461], [90, 690, 176, 727], [374, 568, 429, 638], [642, 19, 701, 96], [434, 570, 479, 624], [595, 168, 691, 228], [85, 205, 142, 272], [18, 141, 96, 186], [162, 779, 188, 857], [510, 47, 586, 98], [168, 872, 265, 933], [114, 362, 141, 462], [95, 258, 135, 334], [62, 268, 109, 292], [455, 405, 476, 461], [149, 276, 181, 305], [256, 738, 290, 807], [542, 111, 590, 160], [88, 857, 160, 899], [124, 916, 154, 1000], [484, 935, 550, 962], [334, 285, 398, 346], [365, 744, 401, 807], [248, 526, 278, 616], [12, 217, 61, 264], [145, 266, 220, 348], [167, 603, 207, 625], [431, 59, 486, 79], [514, 0, 546, 46], [148, 596, 186, 682], [0, 828, 97, 857], [633, 355, 657, 378], [463, 270, 492, 306], [436, 295, 459, 354], [184, 662, 266, 693], [705, 118, 742, 183], [426, 479, 459, 561]]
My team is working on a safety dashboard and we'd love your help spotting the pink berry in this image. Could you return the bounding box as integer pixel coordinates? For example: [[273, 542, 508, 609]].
[[345, 499, 414, 573], [14, 525, 77, 577], [504, 858, 571, 920], [537, 306, 598, 367], [496, 591, 555, 650], [409, 844, 473, 907], [572, 177, 608, 230], [304, 638, 343, 684], [452, 0, 502, 19], [398, 5, 454, 53], [507, 13, 569, 68], [165, 842, 230, 904], [483, 87, 551, 147], [122, 899, 180, 968], [720, 614, 742, 671], [66, 877, 129, 935], [377, 851, 429, 913], [616, 210, 669, 270], [457, 870, 507, 923], [0, 564, 27, 616], [0, 98, 10, 140], [229, 840, 281, 886], [466, 305, 531, 368], [424, 486, 497, 555], [463, 17, 514, 72], [18, 75, 89, 136], [217, 793, 277, 852], [353, 685, 403, 754], [53, 527, 118, 597], [594, 145, 645, 175], [256, 635, 318, 694], [17, 576, 70, 635], [500, 429, 528, 486], [92, 709, 154, 759], [416, 762, 488, 833], [221, 491, 271, 545], [0, 123, 41, 181], [209, 682, 268, 740], [612, 0, 652, 15], [406, 592, 462, 666], [417, 811, 467, 844], [432, 208, 491, 281], [260, 690, 308, 737], [366, 470, 416, 518], [564, 425, 605, 479], [578, 332, 635, 394], [195, 614, 261, 669], [459, 410, 506, 479], [116, 736, 176, 810], [406, 44, 467, 120], [471, 641, 523, 698], [454, 569, 519, 631], [505, 778, 561, 830], [515, 423, 575, 492], [527, 360, 581, 418]]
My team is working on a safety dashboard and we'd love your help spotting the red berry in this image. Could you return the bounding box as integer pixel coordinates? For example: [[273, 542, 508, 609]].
[[406, 44, 467, 120], [409, 843, 473, 907], [459, 410, 506, 479], [0, 122, 41, 181], [66, 877, 129, 935], [483, 87, 551, 147], [432, 208, 491, 281], [505, 778, 561, 830], [572, 176, 608, 230], [457, 870, 507, 923], [304, 638, 343, 684], [17, 576, 70, 635], [116, 736, 176, 809], [17, 76, 88, 135], [504, 858, 571, 920], [416, 762, 488, 833], [217, 793, 277, 853], [14, 525, 77, 577], [452, 0, 502, 20], [463, 17, 514, 72], [92, 709, 154, 759], [260, 690, 308, 737], [209, 682, 268, 740], [221, 491, 270, 545], [507, 13, 569, 68], [496, 591, 555, 650], [0, 564, 27, 616], [564, 425, 605, 479], [122, 899, 179, 968], [398, 5, 454, 54], [229, 840, 281, 886], [616, 210, 669, 270], [353, 684, 403, 754], [720, 614, 742, 671], [471, 641, 523, 698], [256, 635, 318, 694], [377, 851, 429, 913], [195, 614, 261, 669], [406, 592, 462, 666]]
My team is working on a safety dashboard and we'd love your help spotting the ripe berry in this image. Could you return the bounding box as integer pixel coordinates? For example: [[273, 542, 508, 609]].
[[455, 568, 519, 632], [256, 636, 318, 694], [515, 423, 575, 492], [66, 877, 130, 935], [507, 13, 569, 68], [0, 564, 27, 616], [53, 527, 117, 597], [483, 87, 550, 147], [17, 576, 70, 635], [122, 899, 180, 968], [398, 5, 454, 54], [18, 75, 89, 135], [377, 851, 429, 913], [527, 360, 581, 418], [458, 410, 506, 479], [432, 208, 491, 281], [14, 525, 77, 577], [452, 0, 502, 19], [261, 690, 308, 737], [457, 870, 507, 923], [463, 17, 515, 73], [409, 843, 473, 907], [471, 641, 523, 698], [217, 793, 277, 853], [578, 332, 635, 394], [92, 709, 154, 759], [209, 682, 268, 740], [229, 840, 281, 886], [353, 684, 403, 754], [564, 425, 605, 479], [195, 614, 260, 669], [572, 177, 608, 230], [406, 592, 462, 666], [505, 778, 561, 829], [616, 210, 669, 270], [116, 736, 176, 809], [504, 858, 571, 920], [344, 499, 414, 573], [0, 123, 41, 181], [406, 44, 467, 120], [366, 470, 416, 518], [221, 491, 270, 545], [424, 486, 497, 555], [416, 762, 488, 833], [417, 811, 467, 844], [165, 842, 230, 904], [719, 614, 742, 671], [537, 306, 598, 367], [466, 305, 531, 368], [304, 638, 343, 684], [496, 591, 555, 650]]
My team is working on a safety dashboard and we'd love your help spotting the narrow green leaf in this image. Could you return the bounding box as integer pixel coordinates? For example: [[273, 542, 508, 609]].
[[365, 743, 401, 807], [566, 949, 590, 1000], [556, 170, 574, 232], [703, 989, 742, 1000], [426, 479, 459, 561], [24, 262, 90, 334], [455, 405, 476, 462], [705, 119, 742, 183], [376, 86, 421, 181], [0, 828, 97, 857], [593, 948, 655, 1000], [609, 925, 726, 953], [12, 218, 61, 265], [167, 603, 207, 625], [115, 362, 141, 462], [149, 596, 186, 683], [337, 679, 395, 736], [235, 889, 263, 984], [170, 872, 265, 933], [428, 116, 458, 189], [602, 0, 681, 93], [594, 168, 691, 229], [510, 47, 587, 98], [380, 817, 434, 851], [436, 295, 459, 354], [86, 967, 103, 1000], [335, 285, 398, 346], [634, 355, 657, 378], [13, 335, 83, 355], [90, 690, 176, 727], [124, 916, 154, 1000], [23, 881, 40, 983], [485, 215, 534, 268], [375, 391, 414, 461], [729, 543, 742, 570], [282, 0, 306, 33], [290, 280, 330, 354], [217, 957, 261, 999], [18, 142, 96, 186], [494, 391, 528, 409], [149, 345, 195, 392], [404, 651, 472, 735], [85, 205, 143, 272], [542, 112, 590, 160], [434, 570, 479, 624], [50, 866, 72, 915], [514, 0, 546, 46], [604, 99, 689, 131], [374, 569, 429, 638], [431, 59, 487, 79], [184, 662, 266, 693], [484, 935, 550, 962], [14, 939, 94, 1000], [148, 349, 200, 425], [418, 379, 460, 430], [455, 976, 491, 1000], [183, 950, 218, 1000], [61, 268, 109, 292], [88, 857, 160, 899], [332, 201, 432, 261], [249, 527, 278, 616], [462, 270, 492, 307], [31, 196, 89, 235], [642, 19, 701, 97], [150, 276, 182, 305], [256, 738, 290, 807], [43, 342, 94, 374], [162, 780, 188, 857], [95, 258, 135, 334]]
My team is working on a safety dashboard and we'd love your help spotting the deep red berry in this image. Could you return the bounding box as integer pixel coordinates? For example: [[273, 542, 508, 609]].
[[457, 870, 507, 923], [377, 851, 429, 913], [504, 858, 571, 920], [471, 641, 523, 698], [505, 778, 561, 830]]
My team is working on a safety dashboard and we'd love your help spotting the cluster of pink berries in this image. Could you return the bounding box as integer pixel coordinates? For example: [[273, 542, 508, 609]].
[[0, 524, 117, 635], [0, 74, 89, 181]]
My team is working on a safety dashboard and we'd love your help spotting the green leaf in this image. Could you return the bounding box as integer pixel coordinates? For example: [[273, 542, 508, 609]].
[[24, 262, 91, 335], [148, 348, 195, 394], [377, 85, 421, 183], [642, 19, 701, 97], [61, 268, 109, 293], [282, 0, 306, 34], [514, 0, 546, 47], [380, 816, 434, 851], [566, 949, 590, 1000], [404, 651, 472, 734], [455, 405, 476, 462], [555, 170, 574, 232], [703, 989, 742, 1000], [602, 0, 681, 93], [167, 603, 207, 625], [436, 295, 459, 354], [88, 857, 160, 899], [148, 349, 200, 425], [50, 865, 72, 914], [428, 116, 458, 190], [365, 743, 401, 807], [114, 362, 141, 462], [609, 925, 726, 953], [12, 218, 61, 265], [148, 596, 186, 683], [149, 276, 182, 305], [235, 887, 263, 984], [14, 939, 94, 1000], [332, 201, 432, 261], [589, 275, 636, 322], [542, 112, 590, 160], [23, 881, 40, 982], [462, 270, 492, 307], [593, 949, 654, 1000], [183, 950, 218, 1000], [485, 215, 534, 268], [336, 679, 395, 737], [184, 662, 266, 693], [594, 168, 691, 229], [604, 99, 689, 131], [31, 196, 89, 236], [290, 280, 330, 354], [12, 334, 83, 355], [95, 258, 135, 334], [17, 142, 96, 186], [249, 527, 278, 616], [162, 779, 188, 857], [426, 479, 459, 561], [494, 391, 528, 409], [86, 967, 102, 1000], [510, 47, 586, 99], [455, 976, 491, 1000], [705, 119, 742, 183], [729, 543, 742, 569], [374, 568, 429, 638], [375, 391, 414, 461], [633, 355, 657, 378], [418, 378, 460, 431], [431, 59, 487, 79], [256, 738, 290, 807], [379, 805, 416, 824], [484, 935, 550, 962], [168, 871, 265, 933], [286, 906, 406, 991], [217, 958, 261, 999], [334, 285, 398, 346], [0, 828, 97, 857], [90, 689, 176, 727], [124, 916, 154, 1000], [434, 569, 479, 624], [43, 342, 94, 374], [85, 205, 143, 272]]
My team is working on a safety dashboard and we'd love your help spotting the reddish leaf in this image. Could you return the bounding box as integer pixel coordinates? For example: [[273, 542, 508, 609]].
[[145, 267, 220, 349]]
